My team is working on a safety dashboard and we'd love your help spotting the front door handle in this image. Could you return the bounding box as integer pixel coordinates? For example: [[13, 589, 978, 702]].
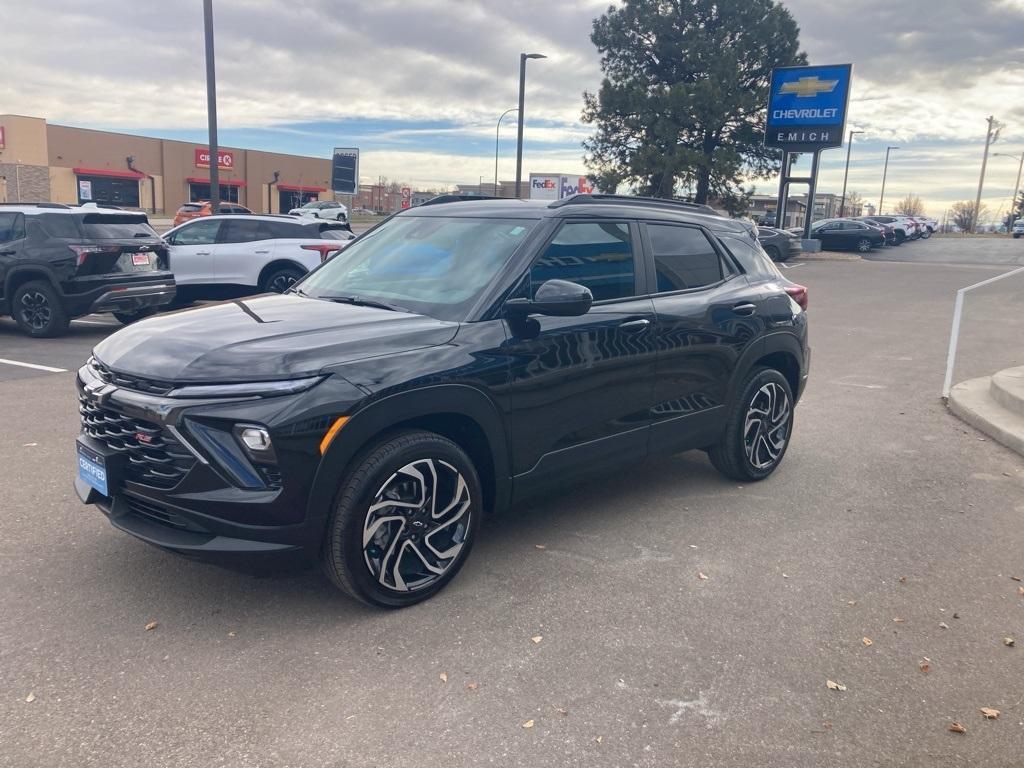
[[732, 303, 757, 316], [620, 318, 651, 332], [195, 251, 211, 256], [254, 249, 270, 254]]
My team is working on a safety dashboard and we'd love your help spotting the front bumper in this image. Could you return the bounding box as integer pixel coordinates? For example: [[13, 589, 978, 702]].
[[74, 362, 364, 567]]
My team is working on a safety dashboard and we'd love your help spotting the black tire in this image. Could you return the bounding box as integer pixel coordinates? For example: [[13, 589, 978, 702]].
[[708, 367, 794, 482], [919, 228, 931, 240], [1013, 233, 1020, 239], [893, 232, 906, 245], [113, 307, 158, 325], [12, 280, 70, 338], [764, 244, 782, 262], [261, 267, 304, 293], [321, 430, 482, 608], [856, 237, 872, 253]]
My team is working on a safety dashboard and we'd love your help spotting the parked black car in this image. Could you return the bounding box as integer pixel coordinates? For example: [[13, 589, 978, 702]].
[[807, 219, 885, 252], [757, 226, 802, 262], [0, 203, 175, 336], [74, 194, 809, 607]]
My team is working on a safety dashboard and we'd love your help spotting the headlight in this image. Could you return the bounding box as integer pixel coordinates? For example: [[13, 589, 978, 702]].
[[166, 376, 323, 399]]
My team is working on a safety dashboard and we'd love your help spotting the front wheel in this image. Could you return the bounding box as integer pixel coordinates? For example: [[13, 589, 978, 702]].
[[708, 367, 794, 482], [321, 430, 481, 607], [919, 228, 931, 239], [764, 244, 782, 262], [12, 280, 70, 338]]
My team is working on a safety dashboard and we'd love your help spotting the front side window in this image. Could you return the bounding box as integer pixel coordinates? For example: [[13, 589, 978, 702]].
[[172, 219, 221, 245], [530, 221, 634, 302], [298, 215, 537, 320], [647, 223, 728, 291]]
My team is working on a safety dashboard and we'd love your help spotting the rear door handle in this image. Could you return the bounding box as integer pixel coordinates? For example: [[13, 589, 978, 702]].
[[195, 251, 211, 256], [732, 303, 757, 316], [254, 249, 270, 254], [620, 318, 651, 332]]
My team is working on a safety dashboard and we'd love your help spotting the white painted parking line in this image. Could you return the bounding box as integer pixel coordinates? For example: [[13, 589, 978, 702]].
[[0, 358, 68, 373]]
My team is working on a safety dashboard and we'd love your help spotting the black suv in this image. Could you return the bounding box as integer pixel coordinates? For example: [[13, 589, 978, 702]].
[[0, 203, 175, 336], [74, 195, 809, 607]]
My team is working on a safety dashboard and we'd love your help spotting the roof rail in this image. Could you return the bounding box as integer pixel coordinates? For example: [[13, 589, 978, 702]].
[[0, 202, 72, 209], [418, 194, 503, 207], [549, 194, 720, 215]]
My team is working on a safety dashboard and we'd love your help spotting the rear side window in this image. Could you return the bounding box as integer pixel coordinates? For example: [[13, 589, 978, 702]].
[[646, 223, 729, 291], [531, 221, 635, 302], [259, 220, 306, 239], [80, 214, 158, 239], [0, 213, 26, 243], [219, 219, 263, 243], [38, 213, 82, 238], [179, 204, 202, 213]]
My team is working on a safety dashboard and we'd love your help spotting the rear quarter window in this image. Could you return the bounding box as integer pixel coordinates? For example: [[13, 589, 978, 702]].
[[37, 213, 82, 239], [80, 214, 159, 239], [719, 234, 783, 281]]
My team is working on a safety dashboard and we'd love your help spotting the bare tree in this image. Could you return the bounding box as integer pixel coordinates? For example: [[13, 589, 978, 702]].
[[843, 190, 863, 217], [894, 194, 925, 216], [950, 200, 986, 232]]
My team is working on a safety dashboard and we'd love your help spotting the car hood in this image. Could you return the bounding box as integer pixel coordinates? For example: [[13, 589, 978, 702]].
[[94, 294, 459, 383]]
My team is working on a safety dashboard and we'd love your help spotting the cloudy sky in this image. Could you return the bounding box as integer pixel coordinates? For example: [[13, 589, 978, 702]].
[[2, 0, 1023, 218]]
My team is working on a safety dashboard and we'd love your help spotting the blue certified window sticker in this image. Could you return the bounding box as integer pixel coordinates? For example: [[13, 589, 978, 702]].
[[768, 65, 850, 127]]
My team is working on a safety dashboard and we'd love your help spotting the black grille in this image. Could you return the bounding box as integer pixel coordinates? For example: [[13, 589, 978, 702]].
[[90, 358, 174, 396], [79, 394, 196, 489], [125, 496, 198, 530]]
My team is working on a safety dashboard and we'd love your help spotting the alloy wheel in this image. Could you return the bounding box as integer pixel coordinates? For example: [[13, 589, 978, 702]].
[[857, 238, 872, 252], [268, 274, 299, 293], [743, 382, 791, 470], [18, 291, 52, 331], [362, 458, 472, 592]]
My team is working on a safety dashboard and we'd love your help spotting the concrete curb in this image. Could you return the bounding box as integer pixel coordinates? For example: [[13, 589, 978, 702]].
[[949, 368, 1024, 457], [791, 251, 864, 262]]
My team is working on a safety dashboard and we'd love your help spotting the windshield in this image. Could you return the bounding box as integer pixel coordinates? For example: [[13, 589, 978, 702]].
[[296, 215, 538, 320]]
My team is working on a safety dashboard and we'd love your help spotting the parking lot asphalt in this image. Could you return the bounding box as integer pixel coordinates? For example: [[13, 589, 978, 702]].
[[2, 257, 1024, 767], [864, 234, 1024, 267]]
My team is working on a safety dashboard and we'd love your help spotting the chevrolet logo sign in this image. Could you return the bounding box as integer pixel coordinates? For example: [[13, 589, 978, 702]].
[[779, 76, 840, 98]]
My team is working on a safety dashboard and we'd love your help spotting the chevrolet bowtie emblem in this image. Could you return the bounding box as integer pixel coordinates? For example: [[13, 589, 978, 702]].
[[779, 76, 840, 98]]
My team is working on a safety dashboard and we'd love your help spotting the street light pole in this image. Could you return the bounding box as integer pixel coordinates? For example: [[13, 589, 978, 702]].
[[494, 107, 518, 197], [203, 0, 220, 215], [993, 152, 1023, 233], [514, 53, 546, 199], [973, 115, 1001, 233], [879, 146, 898, 214], [839, 130, 863, 217]]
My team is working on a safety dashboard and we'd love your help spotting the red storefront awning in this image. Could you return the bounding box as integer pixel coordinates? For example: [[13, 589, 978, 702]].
[[187, 176, 247, 187], [277, 183, 327, 192], [73, 167, 145, 180]]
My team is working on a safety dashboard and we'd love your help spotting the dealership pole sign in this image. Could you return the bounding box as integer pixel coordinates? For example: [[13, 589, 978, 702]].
[[765, 64, 852, 152], [332, 148, 359, 196]]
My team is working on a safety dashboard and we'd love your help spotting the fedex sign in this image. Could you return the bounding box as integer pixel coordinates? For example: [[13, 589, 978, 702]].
[[529, 173, 596, 200]]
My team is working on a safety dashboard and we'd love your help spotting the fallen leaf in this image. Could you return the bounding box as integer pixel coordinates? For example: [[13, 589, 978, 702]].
[[826, 679, 847, 691], [980, 707, 1000, 719], [145, 621, 158, 631], [227, 631, 236, 637], [531, 635, 543, 644], [697, 572, 709, 580], [1018, 586, 1024, 596], [466, 682, 477, 690], [939, 622, 949, 630], [439, 672, 448, 683], [948, 722, 967, 734], [862, 637, 873, 647], [893, 617, 905, 623], [522, 719, 534, 729], [782, 573, 790, 578], [919, 662, 931, 674], [1011, 575, 1022, 582], [25, 692, 35, 703], [23, 442, 38, 447], [595, 735, 603, 744], [848, 600, 857, 606], [899, 576, 907, 583], [1004, 637, 1016, 647], [534, 544, 546, 550], [553, 706, 568, 716], [953, 612, 960, 619]]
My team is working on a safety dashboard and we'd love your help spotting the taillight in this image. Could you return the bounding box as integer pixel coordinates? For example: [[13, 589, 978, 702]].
[[784, 283, 808, 311], [68, 244, 117, 266], [300, 244, 343, 263]]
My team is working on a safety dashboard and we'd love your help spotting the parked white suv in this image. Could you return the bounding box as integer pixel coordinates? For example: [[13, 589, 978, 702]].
[[162, 215, 355, 297], [288, 200, 349, 222], [1013, 219, 1024, 239]]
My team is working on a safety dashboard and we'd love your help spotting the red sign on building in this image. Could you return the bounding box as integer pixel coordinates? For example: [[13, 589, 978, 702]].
[[194, 148, 235, 170]]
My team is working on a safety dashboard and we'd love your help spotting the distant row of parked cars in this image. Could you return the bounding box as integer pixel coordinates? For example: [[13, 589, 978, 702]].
[[171, 199, 349, 227], [0, 202, 355, 337], [754, 214, 938, 259]]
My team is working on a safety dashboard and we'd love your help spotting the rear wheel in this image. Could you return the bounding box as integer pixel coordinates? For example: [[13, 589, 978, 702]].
[[12, 280, 69, 338], [764, 244, 782, 262], [321, 430, 481, 607], [920, 228, 931, 239], [708, 367, 794, 482], [261, 267, 304, 293]]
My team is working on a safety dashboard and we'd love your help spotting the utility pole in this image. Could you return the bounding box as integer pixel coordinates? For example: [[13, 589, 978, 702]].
[[839, 130, 863, 217], [514, 53, 546, 199], [879, 146, 898, 214], [494, 107, 517, 197], [203, 0, 220, 214], [973, 116, 1000, 233]]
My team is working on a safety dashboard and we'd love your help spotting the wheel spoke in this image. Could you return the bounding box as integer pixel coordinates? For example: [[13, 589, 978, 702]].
[[744, 382, 791, 470]]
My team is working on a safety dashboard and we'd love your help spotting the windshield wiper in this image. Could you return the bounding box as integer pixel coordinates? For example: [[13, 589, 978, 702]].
[[315, 294, 407, 312]]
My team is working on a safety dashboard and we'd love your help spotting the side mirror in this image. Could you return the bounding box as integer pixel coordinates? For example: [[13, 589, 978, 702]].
[[506, 279, 593, 318]]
